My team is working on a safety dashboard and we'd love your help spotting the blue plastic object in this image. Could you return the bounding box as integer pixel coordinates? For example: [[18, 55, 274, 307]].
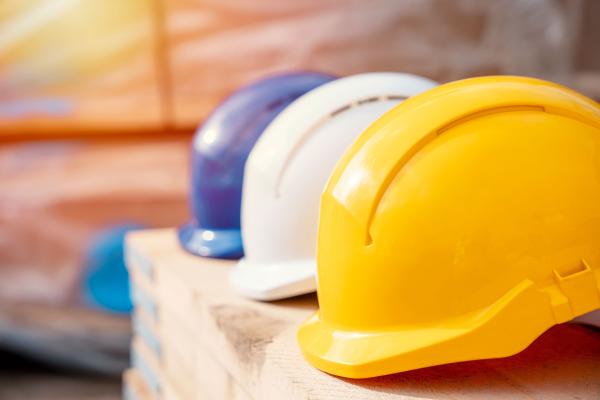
[[178, 72, 335, 259], [83, 223, 143, 314]]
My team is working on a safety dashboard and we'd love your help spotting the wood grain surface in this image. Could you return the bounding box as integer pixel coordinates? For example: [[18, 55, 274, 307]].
[[127, 229, 600, 399]]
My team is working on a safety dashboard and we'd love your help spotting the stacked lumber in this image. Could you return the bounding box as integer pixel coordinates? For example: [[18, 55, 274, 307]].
[[124, 229, 600, 400]]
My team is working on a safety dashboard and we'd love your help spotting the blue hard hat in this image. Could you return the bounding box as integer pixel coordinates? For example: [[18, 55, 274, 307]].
[[83, 223, 143, 314], [178, 72, 335, 259]]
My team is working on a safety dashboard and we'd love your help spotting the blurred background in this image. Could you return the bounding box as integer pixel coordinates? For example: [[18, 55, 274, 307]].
[[0, 0, 599, 398]]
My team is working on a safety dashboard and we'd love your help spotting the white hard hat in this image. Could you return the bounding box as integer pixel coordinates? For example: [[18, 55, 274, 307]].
[[229, 72, 438, 301]]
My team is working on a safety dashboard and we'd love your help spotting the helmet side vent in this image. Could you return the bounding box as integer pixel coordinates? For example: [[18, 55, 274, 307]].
[[274, 95, 407, 198], [436, 105, 546, 136], [365, 105, 548, 246], [550, 259, 600, 322]]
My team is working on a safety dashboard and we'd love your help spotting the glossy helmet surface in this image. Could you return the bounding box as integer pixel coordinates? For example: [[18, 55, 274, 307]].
[[178, 72, 335, 258], [230, 73, 437, 300], [298, 76, 600, 378]]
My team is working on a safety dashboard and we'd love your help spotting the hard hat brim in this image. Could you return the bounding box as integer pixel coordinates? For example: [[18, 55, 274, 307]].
[[298, 280, 559, 379], [229, 258, 316, 301], [177, 222, 243, 259]]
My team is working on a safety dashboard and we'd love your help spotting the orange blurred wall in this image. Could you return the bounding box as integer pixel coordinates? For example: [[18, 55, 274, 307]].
[[0, 0, 594, 137], [0, 0, 165, 136]]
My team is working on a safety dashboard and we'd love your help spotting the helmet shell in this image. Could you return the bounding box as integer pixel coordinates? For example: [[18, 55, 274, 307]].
[[298, 76, 600, 378], [230, 73, 437, 300], [178, 72, 335, 258], [83, 223, 143, 313]]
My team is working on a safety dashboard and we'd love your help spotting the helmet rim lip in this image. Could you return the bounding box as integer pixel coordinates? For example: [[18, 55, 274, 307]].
[[229, 257, 316, 301], [297, 309, 533, 379], [177, 222, 243, 259], [297, 278, 571, 379]]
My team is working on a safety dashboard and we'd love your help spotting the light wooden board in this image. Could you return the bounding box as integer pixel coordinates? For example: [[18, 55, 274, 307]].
[[124, 369, 156, 400], [193, 336, 253, 400], [134, 307, 196, 390], [127, 229, 600, 400], [130, 266, 194, 399], [132, 337, 184, 400], [129, 247, 251, 400]]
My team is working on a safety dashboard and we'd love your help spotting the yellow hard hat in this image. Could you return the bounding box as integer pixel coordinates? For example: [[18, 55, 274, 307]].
[[297, 76, 600, 379]]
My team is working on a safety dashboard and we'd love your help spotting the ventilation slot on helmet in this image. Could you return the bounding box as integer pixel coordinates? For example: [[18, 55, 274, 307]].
[[436, 105, 546, 136], [274, 94, 408, 198], [554, 259, 590, 279], [365, 104, 549, 246], [356, 96, 380, 106], [552, 259, 600, 319]]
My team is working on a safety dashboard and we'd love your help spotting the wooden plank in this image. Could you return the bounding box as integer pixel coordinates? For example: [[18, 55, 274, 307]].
[[148, 310, 251, 400], [132, 337, 182, 400], [131, 282, 159, 325], [124, 369, 156, 400], [133, 311, 161, 358], [154, 311, 196, 400], [131, 338, 162, 396], [130, 261, 251, 400], [130, 279, 195, 399], [127, 229, 600, 400], [126, 229, 182, 285], [129, 240, 200, 399], [194, 337, 253, 400]]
